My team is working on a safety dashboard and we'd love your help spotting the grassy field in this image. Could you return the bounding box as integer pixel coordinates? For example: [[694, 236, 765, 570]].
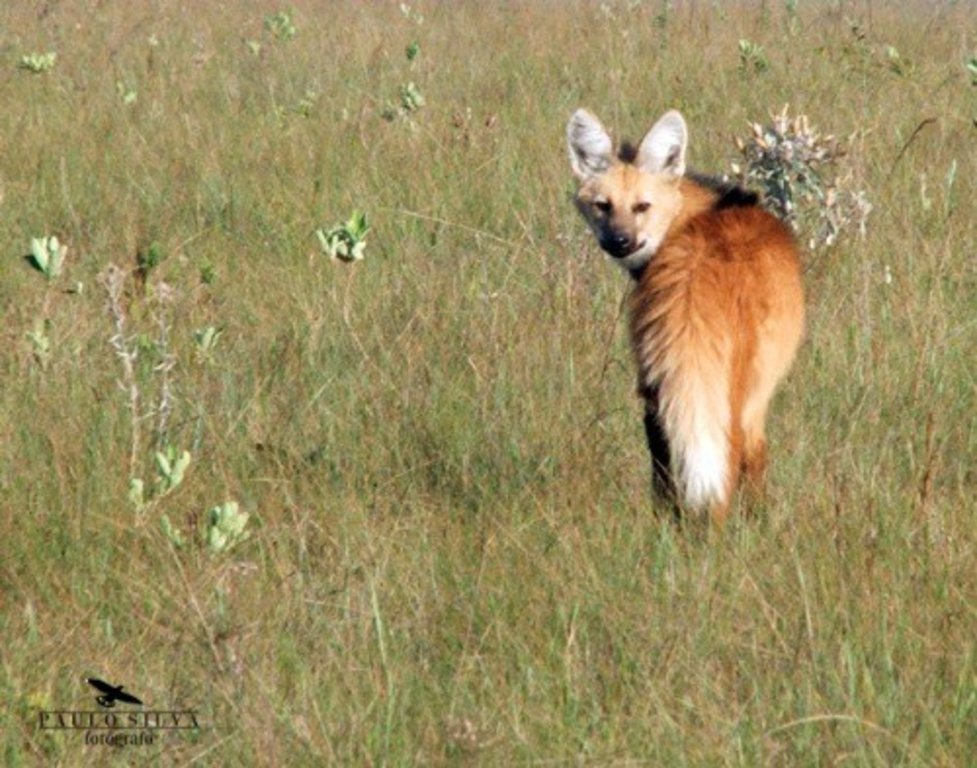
[[2, 0, 976, 764]]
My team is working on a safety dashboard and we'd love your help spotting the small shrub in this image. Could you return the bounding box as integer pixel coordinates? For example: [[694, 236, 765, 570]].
[[116, 81, 137, 105], [265, 10, 297, 41], [129, 446, 191, 512], [738, 39, 768, 73], [26, 236, 67, 282], [382, 81, 425, 122], [885, 45, 914, 77], [193, 325, 223, 361], [293, 87, 318, 118], [136, 241, 165, 287], [399, 81, 425, 113], [730, 106, 871, 251], [206, 501, 250, 554], [315, 211, 370, 263], [26, 319, 52, 368], [18, 52, 56, 73]]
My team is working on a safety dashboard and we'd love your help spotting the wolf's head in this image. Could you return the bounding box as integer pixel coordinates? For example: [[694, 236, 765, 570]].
[[567, 109, 688, 274]]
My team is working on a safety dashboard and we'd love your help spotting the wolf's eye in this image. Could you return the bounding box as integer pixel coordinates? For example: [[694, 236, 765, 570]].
[[632, 202, 651, 214], [594, 200, 612, 214]]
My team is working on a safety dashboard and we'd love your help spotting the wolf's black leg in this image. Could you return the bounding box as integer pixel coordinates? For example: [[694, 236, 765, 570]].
[[642, 393, 678, 520], [643, 410, 673, 498]]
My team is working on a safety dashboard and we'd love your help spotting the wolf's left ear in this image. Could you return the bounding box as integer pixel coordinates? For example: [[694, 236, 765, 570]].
[[567, 109, 613, 180], [636, 110, 687, 176]]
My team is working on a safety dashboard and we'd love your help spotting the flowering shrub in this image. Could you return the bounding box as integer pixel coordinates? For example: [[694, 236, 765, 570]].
[[731, 106, 871, 251]]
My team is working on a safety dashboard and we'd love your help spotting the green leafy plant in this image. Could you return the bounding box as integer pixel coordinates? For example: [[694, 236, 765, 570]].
[[129, 446, 190, 512], [160, 514, 186, 548], [885, 45, 913, 77], [19, 52, 56, 73], [381, 81, 426, 122], [26, 236, 67, 281], [26, 319, 52, 368], [738, 39, 768, 73], [155, 446, 190, 495], [293, 87, 318, 118], [116, 80, 137, 105], [199, 258, 217, 285], [193, 325, 223, 360], [653, 0, 671, 30], [399, 81, 425, 113], [128, 478, 147, 509], [399, 3, 424, 24], [206, 501, 250, 554], [966, 56, 977, 86], [315, 211, 370, 263], [406, 41, 420, 62], [265, 10, 297, 41], [785, 0, 799, 33], [136, 241, 165, 287]]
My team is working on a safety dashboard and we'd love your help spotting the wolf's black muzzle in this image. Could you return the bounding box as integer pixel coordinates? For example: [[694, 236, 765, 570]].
[[599, 231, 634, 259]]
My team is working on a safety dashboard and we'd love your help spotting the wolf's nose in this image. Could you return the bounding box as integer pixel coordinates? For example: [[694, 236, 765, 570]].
[[601, 232, 633, 257]]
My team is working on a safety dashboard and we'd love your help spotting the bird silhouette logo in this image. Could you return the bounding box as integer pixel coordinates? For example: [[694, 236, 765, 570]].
[[86, 678, 143, 709]]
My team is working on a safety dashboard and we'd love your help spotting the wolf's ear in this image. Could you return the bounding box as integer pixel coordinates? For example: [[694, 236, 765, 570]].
[[567, 109, 613, 180], [636, 110, 687, 176]]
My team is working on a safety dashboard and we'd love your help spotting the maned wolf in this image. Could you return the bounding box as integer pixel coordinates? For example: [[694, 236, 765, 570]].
[[567, 108, 804, 524]]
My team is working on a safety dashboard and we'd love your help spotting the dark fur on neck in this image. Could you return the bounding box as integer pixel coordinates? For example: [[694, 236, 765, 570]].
[[617, 141, 760, 210], [685, 171, 760, 209]]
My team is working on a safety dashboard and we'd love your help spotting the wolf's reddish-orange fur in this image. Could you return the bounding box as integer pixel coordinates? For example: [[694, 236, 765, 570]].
[[567, 109, 805, 524]]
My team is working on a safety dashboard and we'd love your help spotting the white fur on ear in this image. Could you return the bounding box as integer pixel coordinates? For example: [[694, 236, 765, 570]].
[[567, 109, 613, 180], [636, 110, 687, 176]]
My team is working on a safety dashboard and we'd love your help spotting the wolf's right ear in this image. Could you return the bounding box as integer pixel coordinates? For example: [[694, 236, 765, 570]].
[[567, 109, 613, 180]]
